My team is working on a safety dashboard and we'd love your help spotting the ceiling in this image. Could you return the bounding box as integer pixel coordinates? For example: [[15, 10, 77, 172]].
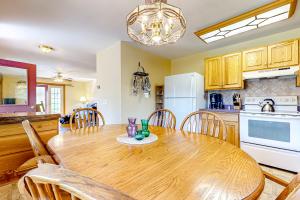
[[0, 0, 300, 79]]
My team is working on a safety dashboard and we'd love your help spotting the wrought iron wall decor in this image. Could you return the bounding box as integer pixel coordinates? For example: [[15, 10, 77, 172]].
[[132, 62, 151, 97]]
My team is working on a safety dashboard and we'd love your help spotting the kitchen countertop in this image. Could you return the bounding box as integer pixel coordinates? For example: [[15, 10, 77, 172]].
[[0, 112, 61, 125], [199, 109, 241, 114]]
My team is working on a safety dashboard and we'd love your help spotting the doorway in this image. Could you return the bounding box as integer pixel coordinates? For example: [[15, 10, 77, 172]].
[[36, 84, 47, 112], [36, 84, 65, 114], [48, 85, 65, 114]]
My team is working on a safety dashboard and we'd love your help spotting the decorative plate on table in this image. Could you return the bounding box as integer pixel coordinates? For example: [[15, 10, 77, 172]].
[[116, 134, 158, 145]]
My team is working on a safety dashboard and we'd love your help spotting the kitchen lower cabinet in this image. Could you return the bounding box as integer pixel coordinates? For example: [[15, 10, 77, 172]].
[[206, 111, 240, 147], [0, 113, 59, 184], [225, 121, 240, 147]]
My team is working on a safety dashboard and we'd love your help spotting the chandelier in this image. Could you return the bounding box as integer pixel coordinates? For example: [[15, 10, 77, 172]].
[[127, 0, 186, 46], [16, 80, 27, 89]]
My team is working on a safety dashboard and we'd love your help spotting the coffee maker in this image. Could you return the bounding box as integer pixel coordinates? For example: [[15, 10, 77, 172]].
[[209, 93, 224, 109]]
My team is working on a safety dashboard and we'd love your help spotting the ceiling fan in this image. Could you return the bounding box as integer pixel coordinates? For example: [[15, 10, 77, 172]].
[[52, 72, 73, 83]]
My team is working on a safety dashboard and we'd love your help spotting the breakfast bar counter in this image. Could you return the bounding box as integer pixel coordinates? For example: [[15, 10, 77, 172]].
[[0, 112, 60, 125], [0, 112, 60, 183]]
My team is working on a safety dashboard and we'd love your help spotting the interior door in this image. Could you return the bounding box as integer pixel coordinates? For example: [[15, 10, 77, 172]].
[[222, 53, 243, 89], [205, 57, 223, 90], [48, 85, 65, 114]]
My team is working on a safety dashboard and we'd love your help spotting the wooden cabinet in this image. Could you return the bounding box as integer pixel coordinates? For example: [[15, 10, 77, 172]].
[[0, 113, 59, 183], [268, 40, 299, 69], [205, 54, 243, 91], [222, 53, 243, 89], [225, 121, 240, 147], [243, 40, 299, 71], [206, 112, 240, 147], [242, 47, 268, 71], [205, 38, 300, 90], [205, 57, 223, 90]]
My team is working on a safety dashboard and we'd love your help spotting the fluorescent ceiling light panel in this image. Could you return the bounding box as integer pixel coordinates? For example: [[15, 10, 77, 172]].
[[195, 0, 297, 44]]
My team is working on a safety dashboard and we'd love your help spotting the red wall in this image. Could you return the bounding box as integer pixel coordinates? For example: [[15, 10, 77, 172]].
[[0, 59, 36, 113]]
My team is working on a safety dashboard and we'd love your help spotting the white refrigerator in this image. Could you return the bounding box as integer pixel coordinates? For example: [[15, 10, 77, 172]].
[[164, 73, 205, 129]]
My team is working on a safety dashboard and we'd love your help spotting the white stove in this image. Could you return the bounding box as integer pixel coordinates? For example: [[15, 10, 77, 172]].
[[240, 96, 300, 172]]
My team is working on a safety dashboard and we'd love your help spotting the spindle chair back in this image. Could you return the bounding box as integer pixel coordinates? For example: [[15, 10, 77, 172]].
[[148, 109, 176, 129], [18, 163, 135, 200], [70, 108, 105, 131], [180, 111, 227, 141]]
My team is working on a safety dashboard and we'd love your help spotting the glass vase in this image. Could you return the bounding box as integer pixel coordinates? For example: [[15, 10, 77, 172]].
[[127, 118, 138, 137]]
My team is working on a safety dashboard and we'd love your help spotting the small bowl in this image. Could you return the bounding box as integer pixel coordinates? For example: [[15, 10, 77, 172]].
[[135, 134, 144, 140]]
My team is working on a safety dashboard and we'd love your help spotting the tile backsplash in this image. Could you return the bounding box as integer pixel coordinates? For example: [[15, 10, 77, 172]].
[[209, 77, 300, 106]]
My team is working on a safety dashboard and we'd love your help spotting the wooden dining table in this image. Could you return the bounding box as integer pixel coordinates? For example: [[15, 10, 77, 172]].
[[47, 125, 265, 200]]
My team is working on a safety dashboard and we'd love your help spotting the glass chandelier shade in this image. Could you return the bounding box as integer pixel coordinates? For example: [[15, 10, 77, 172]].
[[16, 80, 27, 89], [127, 0, 186, 46]]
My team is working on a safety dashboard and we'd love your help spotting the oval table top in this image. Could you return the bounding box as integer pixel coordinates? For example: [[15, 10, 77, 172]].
[[47, 125, 264, 200]]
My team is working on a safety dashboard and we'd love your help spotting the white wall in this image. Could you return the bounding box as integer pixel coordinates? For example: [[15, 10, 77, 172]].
[[94, 42, 171, 124], [95, 42, 122, 124], [121, 42, 171, 123], [64, 81, 93, 113]]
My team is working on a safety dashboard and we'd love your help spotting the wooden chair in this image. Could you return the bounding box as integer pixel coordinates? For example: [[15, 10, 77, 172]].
[[70, 108, 105, 131], [263, 171, 300, 200], [148, 109, 176, 129], [36, 101, 45, 112], [180, 111, 227, 141], [18, 163, 135, 200], [15, 120, 56, 175]]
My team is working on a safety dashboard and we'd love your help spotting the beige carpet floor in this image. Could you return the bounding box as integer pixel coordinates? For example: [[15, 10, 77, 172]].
[[0, 165, 296, 200]]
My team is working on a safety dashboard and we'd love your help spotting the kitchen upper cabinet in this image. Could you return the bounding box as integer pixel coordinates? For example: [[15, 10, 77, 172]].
[[204, 38, 300, 90], [205, 54, 243, 91], [222, 53, 243, 89], [242, 47, 268, 71], [205, 57, 223, 90], [268, 40, 299, 69]]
